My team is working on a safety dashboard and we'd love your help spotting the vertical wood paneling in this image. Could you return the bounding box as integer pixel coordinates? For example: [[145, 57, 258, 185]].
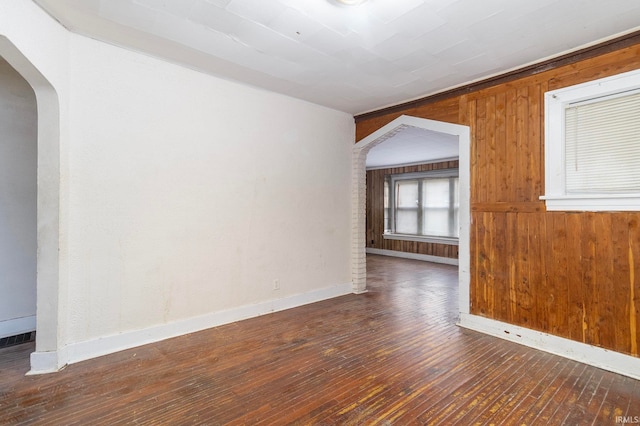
[[536, 213, 549, 331], [356, 42, 640, 357], [548, 213, 569, 337], [470, 210, 479, 312], [530, 83, 543, 198], [529, 213, 544, 329], [506, 212, 518, 323], [565, 213, 585, 342], [468, 99, 478, 204], [581, 213, 597, 346], [494, 92, 507, 202], [476, 211, 488, 314], [515, 213, 532, 327], [515, 87, 529, 202], [475, 98, 487, 202], [612, 214, 631, 353], [619, 215, 640, 356], [493, 212, 508, 321], [485, 95, 497, 204], [505, 87, 518, 202], [482, 213, 497, 312]]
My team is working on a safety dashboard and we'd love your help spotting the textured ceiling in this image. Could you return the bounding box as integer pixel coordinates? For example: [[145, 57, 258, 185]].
[[34, 0, 640, 116]]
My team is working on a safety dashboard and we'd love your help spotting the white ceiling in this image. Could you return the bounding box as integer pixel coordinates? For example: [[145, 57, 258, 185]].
[[34, 0, 640, 116], [366, 126, 458, 169], [32, 0, 640, 167]]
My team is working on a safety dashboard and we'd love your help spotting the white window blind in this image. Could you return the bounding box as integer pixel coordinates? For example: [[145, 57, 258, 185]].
[[565, 90, 640, 194], [395, 180, 419, 234], [422, 178, 452, 237]]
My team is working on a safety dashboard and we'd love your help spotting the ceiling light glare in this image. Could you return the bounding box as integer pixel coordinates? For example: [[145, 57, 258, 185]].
[[329, 0, 369, 6]]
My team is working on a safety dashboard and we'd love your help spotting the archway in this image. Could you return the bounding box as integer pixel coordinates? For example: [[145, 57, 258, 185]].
[[0, 37, 61, 374], [0, 55, 37, 349], [351, 115, 471, 316]]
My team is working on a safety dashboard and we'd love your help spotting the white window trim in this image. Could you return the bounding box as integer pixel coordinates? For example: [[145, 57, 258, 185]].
[[542, 68, 640, 211]]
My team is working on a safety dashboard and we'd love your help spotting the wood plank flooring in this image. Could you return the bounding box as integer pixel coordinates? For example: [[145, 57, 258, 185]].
[[1, 255, 638, 425]]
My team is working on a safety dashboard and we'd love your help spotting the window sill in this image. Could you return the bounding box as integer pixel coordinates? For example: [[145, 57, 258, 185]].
[[383, 233, 459, 246], [540, 194, 640, 211]]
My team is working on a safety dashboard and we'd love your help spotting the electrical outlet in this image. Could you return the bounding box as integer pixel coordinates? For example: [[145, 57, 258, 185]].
[[273, 279, 280, 290]]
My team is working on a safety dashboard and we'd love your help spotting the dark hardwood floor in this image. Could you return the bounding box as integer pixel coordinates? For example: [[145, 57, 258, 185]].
[[1, 255, 638, 425]]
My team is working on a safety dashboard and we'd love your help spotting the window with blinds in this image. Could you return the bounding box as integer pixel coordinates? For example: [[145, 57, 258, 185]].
[[564, 90, 640, 194], [383, 169, 459, 242], [542, 68, 640, 211]]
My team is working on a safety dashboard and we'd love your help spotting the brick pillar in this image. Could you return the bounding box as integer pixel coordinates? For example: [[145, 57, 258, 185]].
[[351, 147, 367, 293]]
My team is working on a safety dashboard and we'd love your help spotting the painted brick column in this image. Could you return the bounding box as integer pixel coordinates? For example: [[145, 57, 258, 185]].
[[351, 147, 367, 293]]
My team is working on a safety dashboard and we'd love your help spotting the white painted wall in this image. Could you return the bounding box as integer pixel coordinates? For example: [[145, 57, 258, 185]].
[[0, 0, 353, 367], [0, 57, 37, 338], [65, 34, 353, 345]]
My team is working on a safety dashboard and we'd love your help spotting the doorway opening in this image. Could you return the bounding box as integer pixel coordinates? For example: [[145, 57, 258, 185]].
[[0, 37, 61, 374], [351, 115, 471, 316], [0, 56, 37, 350]]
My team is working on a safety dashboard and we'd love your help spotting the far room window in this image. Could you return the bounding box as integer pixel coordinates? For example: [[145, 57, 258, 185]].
[[541, 68, 640, 211], [384, 169, 459, 245]]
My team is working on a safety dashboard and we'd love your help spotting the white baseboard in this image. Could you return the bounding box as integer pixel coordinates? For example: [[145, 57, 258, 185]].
[[366, 247, 459, 266], [0, 315, 36, 339], [458, 313, 640, 380], [28, 283, 352, 374]]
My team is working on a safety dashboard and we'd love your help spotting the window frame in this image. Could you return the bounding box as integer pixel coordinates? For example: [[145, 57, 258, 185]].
[[384, 169, 459, 245], [541, 68, 640, 211]]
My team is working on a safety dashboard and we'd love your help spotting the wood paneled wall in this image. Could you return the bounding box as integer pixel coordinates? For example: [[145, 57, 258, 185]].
[[356, 43, 640, 357], [366, 161, 459, 259]]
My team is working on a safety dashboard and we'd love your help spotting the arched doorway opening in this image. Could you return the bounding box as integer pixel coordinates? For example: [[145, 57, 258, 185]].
[[351, 115, 471, 316], [0, 55, 37, 350], [0, 36, 61, 374]]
